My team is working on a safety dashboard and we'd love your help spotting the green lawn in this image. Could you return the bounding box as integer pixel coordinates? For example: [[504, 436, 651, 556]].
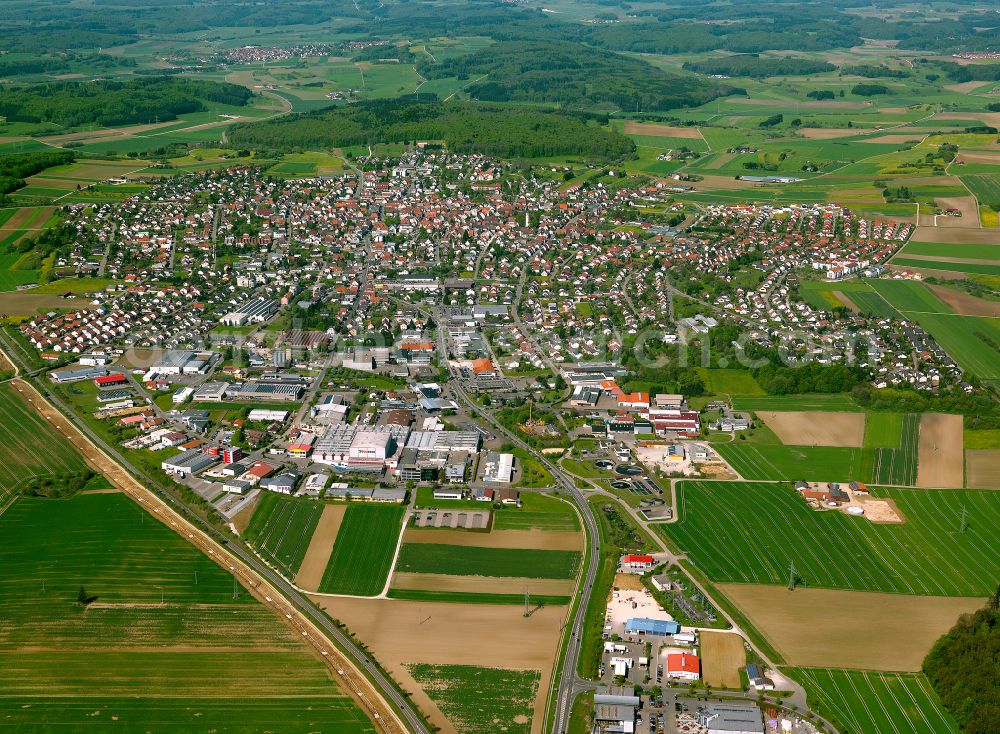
[[697, 368, 765, 396], [395, 543, 581, 579], [244, 493, 323, 577], [317, 504, 404, 595], [406, 664, 540, 734], [789, 668, 959, 734], [665, 481, 1000, 596], [0, 493, 373, 732]]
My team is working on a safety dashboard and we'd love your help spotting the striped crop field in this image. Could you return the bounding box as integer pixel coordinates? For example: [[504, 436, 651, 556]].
[[318, 504, 405, 596], [0, 493, 373, 732], [395, 544, 582, 579], [666, 481, 1000, 596], [244, 493, 323, 577], [714, 443, 861, 481], [862, 413, 919, 486], [0, 382, 89, 504], [790, 668, 959, 734]]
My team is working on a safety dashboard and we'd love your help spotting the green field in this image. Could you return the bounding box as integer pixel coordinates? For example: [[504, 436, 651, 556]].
[[961, 174, 1000, 208], [406, 664, 540, 734], [492, 493, 580, 532], [698, 368, 765, 396], [899, 241, 1000, 261], [790, 668, 959, 734], [0, 493, 373, 732], [0, 383, 89, 503], [387, 589, 571, 605], [891, 257, 1000, 276], [317, 504, 405, 595], [863, 413, 903, 448], [667, 481, 1000, 596], [862, 413, 919, 486], [732, 394, 862, 412], [714, 443, 861, 481], [869, 280, 953, 314], [907, 312, 1000, 380], [395, 543, 581, 579], [244, 493, 323, 577]]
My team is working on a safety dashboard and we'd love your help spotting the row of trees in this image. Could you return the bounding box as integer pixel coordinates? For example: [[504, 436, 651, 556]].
[[683, 55, 835, 79], [0, 78, 252, 129], [228, 97, 635, 161], [0, 150, 76, 202]]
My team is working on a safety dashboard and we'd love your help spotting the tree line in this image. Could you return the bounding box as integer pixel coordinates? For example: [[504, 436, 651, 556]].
[[0, 150, 76, 201], [682, 55, 835, 79]]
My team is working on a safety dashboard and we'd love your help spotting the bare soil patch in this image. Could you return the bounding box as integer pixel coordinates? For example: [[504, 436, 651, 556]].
[[231, 494, 259, 535], [758, 411, 865, 447], [295, 504, 346, 591], [935, 196, 980, 227], [832, 291, 860, 312], [917, 413, 964, 488], [0, 293, 93, 318], [403, 527, 583, 551], [700, 631, 745, 688], [613, 573, 647, 592], [623, 122, 703, 140], [956, 151, 1000, 166], [911, 225, 1000, 244], [0, 207, 46, 231], [966, 449, 1000, 489], [897, 253, 1000, 266], [308, 596, 564, 734], [945, 80, 992, 94], [718, 584, 985, 671], [390, 572, 575, 596], [927, 284, 1000, 317]]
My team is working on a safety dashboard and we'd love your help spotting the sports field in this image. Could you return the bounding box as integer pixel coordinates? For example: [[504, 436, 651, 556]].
[[406, 664, 539, 734], [317, 504, 405, 595], [790, 668, 959, 734], [395, 543, 581, 579], [0, 383, 89, 503], [667, 481, 1000, 596], [0, 493, 372, 732], [244, 492, 324, 577]]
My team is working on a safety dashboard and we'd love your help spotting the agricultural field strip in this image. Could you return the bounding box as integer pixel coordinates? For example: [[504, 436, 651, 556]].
[[245, 495, 323, 576], [395, 543, 582, 580], [317, 504, 405, 595], [668, 482, 1000, 595]]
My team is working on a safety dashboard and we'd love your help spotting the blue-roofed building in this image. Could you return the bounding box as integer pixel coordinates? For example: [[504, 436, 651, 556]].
[[625, 617, 680, 636]]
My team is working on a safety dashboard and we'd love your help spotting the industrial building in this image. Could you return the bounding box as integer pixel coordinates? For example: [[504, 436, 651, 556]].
[[220, 297, 277, 327], [482, 452, 514, 484], [625, 618, 680, 636], [697, 703, 765, 734], [161, 449, 217, 478], [226, 382, 303, 402]]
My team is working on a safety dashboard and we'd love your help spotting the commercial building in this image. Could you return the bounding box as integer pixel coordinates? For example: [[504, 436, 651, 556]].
[[697, 703, 765, 734], [161, 449, 218, 478], [625, 618, 680, 636], [227, 382, 303, 402], [621, 554, 655, 572], [220, 297, 277, 327], [482, 452, 514, 484], [665, 653, 701, 681]]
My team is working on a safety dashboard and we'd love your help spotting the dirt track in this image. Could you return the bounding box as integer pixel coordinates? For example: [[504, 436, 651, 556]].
[[917, 413, 964, 488], [8, 377, 405, 734], [718, 584, 984, 671], [296, 504, 346, 590], [758, 411, 865, 447]]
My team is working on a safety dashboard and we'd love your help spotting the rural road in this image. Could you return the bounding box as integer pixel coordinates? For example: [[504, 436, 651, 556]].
[[0, 334, 430, 734]]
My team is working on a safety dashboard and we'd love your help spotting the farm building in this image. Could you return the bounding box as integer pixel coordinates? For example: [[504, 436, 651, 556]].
[[621, 554, 655, 572], [665, 653, 700, 681], [625, 618, 680, 636], [697, 703, 764, 734]]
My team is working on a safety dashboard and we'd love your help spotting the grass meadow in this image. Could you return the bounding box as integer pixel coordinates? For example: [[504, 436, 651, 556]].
[[666, 481, 1000, 596], [0, 383, 89, 504], [244, 492, 323, 577], [395, 543, 581, 579], [492, 492, 581, 532], [789, 668, 959, 734], [406, 664, 539, 734], [732, 394, 862, 412], [317, 504, 404, 595], [0, 493, 373, 732]]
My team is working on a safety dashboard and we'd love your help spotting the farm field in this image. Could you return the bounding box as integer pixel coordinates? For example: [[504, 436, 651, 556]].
[[666, 481, 1000, 596], [863, 412, 903, 448], [0, 493, 373, 732], [731, 394, 862, 412], [309, 596, 564, 734], [899, 241, 1000, 261], [917, 413, 965, 488], [697, 368, 765, 396], [295, 504, 347, 589], [789, 668, 959, 734], [243, 493, 324, 577], [757, 411, 864, 447], [862, 413, 919, 486], [714, 443, 861, 481], [869, 279, 954, 313], [718, 585, 983, 671], [699, 632, 745, 688], [0, 382, 89, 504], [395, 543, 581, 579], [908, 312, 1000, 380], [406, 664, 539, 734], [492, 493, 581, 532], [966, 450, 1000, 489], [317, 504, 405, 596]]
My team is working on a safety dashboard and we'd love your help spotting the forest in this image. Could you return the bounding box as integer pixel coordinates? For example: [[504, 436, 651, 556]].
[[227, 97, 635, 160], [415, 40, 740, 112], [0, 78, 253, 129], [923, 594, 1000, 734], [0, 150, 76, 199], [681, 55, 835, 79]]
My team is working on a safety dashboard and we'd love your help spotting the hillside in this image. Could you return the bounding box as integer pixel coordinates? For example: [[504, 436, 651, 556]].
[[226, 97, 635, 160]]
